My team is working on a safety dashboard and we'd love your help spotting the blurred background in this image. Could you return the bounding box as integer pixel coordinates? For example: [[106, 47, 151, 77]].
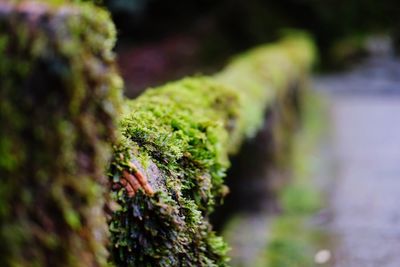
[[100, 0, 400, 97]]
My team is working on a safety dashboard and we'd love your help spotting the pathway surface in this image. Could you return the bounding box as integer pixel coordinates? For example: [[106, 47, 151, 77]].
[[314, 56, 400, 267]]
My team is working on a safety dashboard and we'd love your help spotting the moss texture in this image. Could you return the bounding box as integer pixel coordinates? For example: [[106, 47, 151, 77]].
[[215, 33, 315, 153], [109, 78, 235, 266], [108, 34, 315, 266], [222, 91, 326, 267], [0, 1, 122, 266]]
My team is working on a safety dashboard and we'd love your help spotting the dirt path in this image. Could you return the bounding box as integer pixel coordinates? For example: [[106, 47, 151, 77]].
[[315, 56, 400, 267]]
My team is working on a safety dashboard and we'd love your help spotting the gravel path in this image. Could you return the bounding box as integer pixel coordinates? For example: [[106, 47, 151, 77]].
[[315, 56, 400, 267]]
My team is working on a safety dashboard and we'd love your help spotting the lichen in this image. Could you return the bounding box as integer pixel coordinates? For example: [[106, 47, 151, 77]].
[[0, 1, 122, 266]]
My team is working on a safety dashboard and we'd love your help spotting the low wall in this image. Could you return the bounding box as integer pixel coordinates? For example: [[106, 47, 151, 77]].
[[0, 1, 315, 266], [109, 35, 315, 266], [0, 2, 122, 266]]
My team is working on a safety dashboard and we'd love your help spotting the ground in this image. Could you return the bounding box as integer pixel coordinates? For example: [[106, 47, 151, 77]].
[[315, 54, 400, 267]]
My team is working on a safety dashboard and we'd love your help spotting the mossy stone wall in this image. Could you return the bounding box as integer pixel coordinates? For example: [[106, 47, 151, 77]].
[[0, 2, 122, 266], [108, 34, 315, 266], [0, 2, 315, 264]]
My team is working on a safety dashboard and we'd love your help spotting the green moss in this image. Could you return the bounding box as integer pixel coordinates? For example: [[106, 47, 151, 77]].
[[110, 190, 229, 267], [109, 77, 237, 266], [1, 1, 316, 266], [120, 77, 239, 206], [215, 34, 316, 153], [108, 35, 316, 266], [0, 2, 122, 267], [267, 217, 316, 267], [221, 91, 326, 267]]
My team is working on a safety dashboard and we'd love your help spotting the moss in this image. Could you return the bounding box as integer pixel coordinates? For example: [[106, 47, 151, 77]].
[[108, 35, 316, 266], [0, 2, 122, 267], [108, 77, 236, 266], [266, 217, 316, 267], [120, 78, 239, 206], [215, 33, 316, 153]]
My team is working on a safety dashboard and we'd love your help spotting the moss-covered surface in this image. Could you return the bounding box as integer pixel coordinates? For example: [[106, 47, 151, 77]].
[[0, 2, 122, 266], [215, 33, 316, 153], [108, 78, 235, 266], [221, 91, 328, 267], [108, 35, 316, 266], [0, 7, 315, 264]]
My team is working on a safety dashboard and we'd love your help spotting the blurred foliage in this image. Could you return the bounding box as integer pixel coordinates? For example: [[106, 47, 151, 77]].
[[265, 91, 330, 267], [267, 217, 316, 267]]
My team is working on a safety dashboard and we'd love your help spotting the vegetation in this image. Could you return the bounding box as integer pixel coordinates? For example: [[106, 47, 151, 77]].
[[108, 34, 316, 266], [0, 1, 318, 266], [0, 2, 122, 266], [266, 92, 328, 267], [221, 89, 327, 267], [108, 78, 235, 266]]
